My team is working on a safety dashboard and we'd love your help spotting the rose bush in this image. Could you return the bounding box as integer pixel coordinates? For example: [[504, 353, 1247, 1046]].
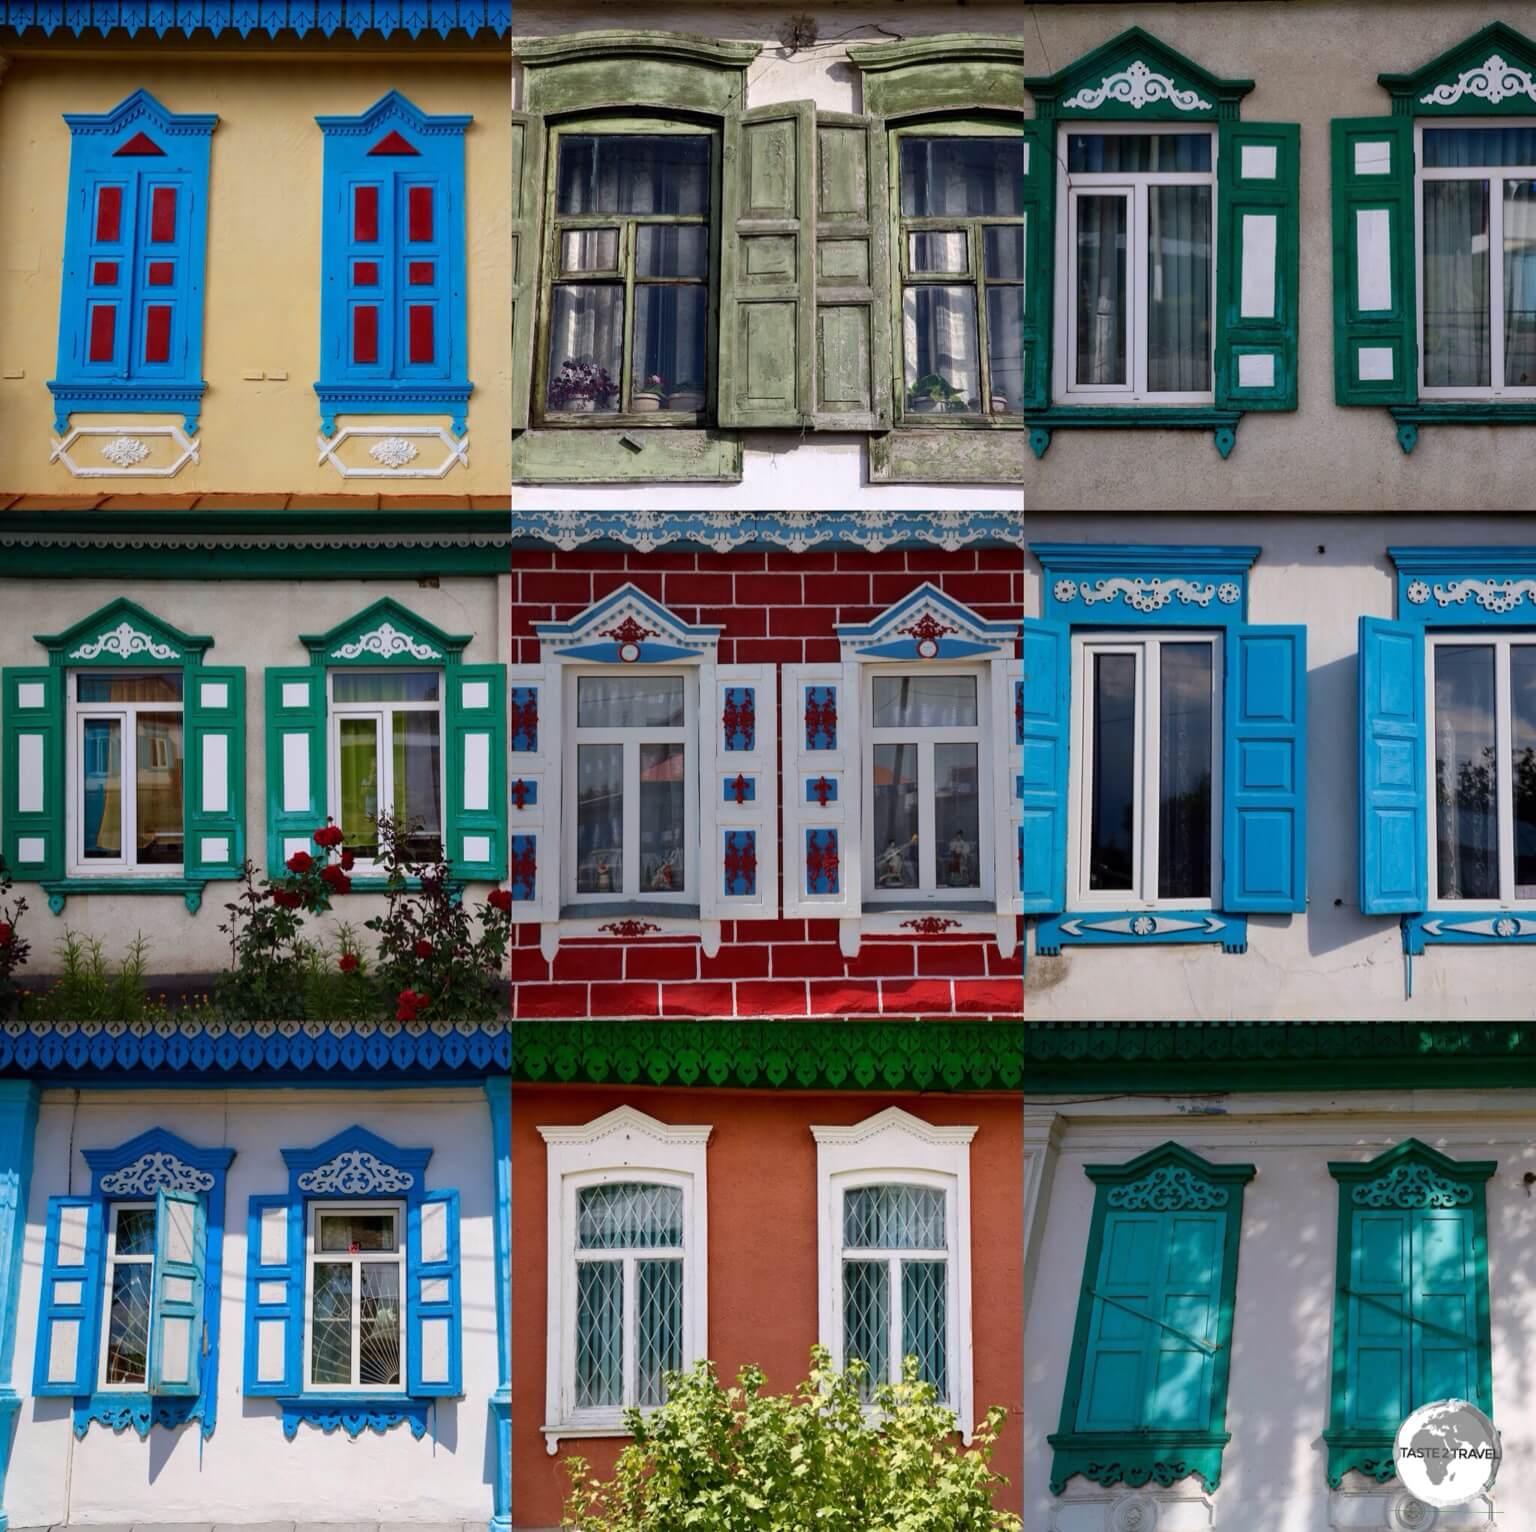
[[0, 864, 31, 1020]]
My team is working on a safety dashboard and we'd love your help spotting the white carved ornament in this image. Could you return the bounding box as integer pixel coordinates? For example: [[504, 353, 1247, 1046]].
[[1055, 576, 1241, 613], [100, 1152, 215, 1195], [1063, 59, 1213, 113], [70, 621, 180, 661], [101, 435, 152, 468], [50, 423, 200, 480], [297, 1149, 415, 1195], [331, 622, 442, 661], [1420, 53, 1536, 106], [1411, 576, 1536, 613], [370, 436, 421, 469], [317, 423, 468, 480]]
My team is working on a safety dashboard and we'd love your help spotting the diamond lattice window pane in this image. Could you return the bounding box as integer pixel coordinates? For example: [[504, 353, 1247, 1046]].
[[105, 1264, 152, 1384], [578, 1182, 684, 1249], [636, 1258, 684, 1407], [844, 1185, 946, 1250], [575, 1259, 624, 1407], [311, 1262, 354, 1385], [843, 1259, 890, 1399], [359, 1262, 402, 1386], [114, 1205, 157, 1257], [901, 1259, 948, 1396]]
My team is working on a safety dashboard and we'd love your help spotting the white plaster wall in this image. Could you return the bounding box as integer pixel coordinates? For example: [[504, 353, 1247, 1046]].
[[1024, 1093, 1536, 1532], [0, 574, 508, 975], [510, 0, 1026, 513], [9, 1086, 500, 1525], [1025, 514, 1536, 1020]]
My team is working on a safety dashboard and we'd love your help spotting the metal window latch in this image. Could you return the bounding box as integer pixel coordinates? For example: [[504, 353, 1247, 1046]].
[[1087, 1287, 1219, 1354]]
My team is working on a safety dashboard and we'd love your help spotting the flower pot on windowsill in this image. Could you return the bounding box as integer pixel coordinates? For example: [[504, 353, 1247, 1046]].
[[908, 397, 941, 413], [632, 392, 664, 412], [667, 390, 705, 412], [559, 397, 598, 414], [990, 395, 1012, 414]]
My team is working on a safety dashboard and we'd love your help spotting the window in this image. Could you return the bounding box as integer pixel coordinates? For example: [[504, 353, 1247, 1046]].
[[540, 122, 717, 424], [305, 1203, 406, 1392], [68, 670, 185, 875], [539, 1106, 711, 1449], [895, 124, 1024, 421], [1070, 634, 1220, 909], [866, 671, 990, 902], [1061, 128, 1215, 404], [100, 1202, 156, 1389], [328, 669, 444, 867]]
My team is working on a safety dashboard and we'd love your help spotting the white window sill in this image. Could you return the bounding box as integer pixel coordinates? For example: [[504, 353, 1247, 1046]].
[[541, 1419, 643, 1455]]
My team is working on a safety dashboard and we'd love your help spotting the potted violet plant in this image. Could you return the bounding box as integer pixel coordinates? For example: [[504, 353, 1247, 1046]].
[[551, 358, 617, 413]]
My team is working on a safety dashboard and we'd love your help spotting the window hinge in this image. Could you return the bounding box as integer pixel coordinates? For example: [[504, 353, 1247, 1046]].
[[1087, 1287, 1219, 1354]]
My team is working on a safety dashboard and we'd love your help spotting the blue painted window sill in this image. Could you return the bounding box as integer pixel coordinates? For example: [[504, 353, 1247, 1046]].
[[41, 878, 207, 915], [315, 382, 472, 437], [279, 1396, 434, 1440], [1024, 406, 1243, 461], [1035, 911, 1248, 955], [73, 1393, 207, 1438], [1403, 911, 1536, 950], [48, 380, 208, 436]]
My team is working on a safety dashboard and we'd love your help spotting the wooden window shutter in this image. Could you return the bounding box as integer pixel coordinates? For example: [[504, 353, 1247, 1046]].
[[510, 110, 546, 433], [2, 667, 65, 882], [184, 665, 246, 881]]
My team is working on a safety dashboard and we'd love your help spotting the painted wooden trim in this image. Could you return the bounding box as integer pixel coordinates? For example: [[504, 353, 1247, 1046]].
[[867, 428, 1025, 483], [511, 428, 744, 484]]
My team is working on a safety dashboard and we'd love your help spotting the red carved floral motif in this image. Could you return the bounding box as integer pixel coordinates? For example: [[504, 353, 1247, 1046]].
[[899, 611, 958, 658], [598, 920, 662, 938], [601, 615, 658, 646], [721, 687, 756, 750], [510, 692, 538, 749], [810, 775, 834, 807], [806, 829, 840, 894], [804, 687, 838, 748], [723, 832, 757, 895], [902, 917, 962, 935], [509, 840, 537, 898], [729, 773, 750, 806], [511, 778, 532, 810]]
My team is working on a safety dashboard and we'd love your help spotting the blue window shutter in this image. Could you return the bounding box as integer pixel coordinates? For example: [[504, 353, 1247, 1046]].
[[1075, 1210, 1159, 1431], [147, 1187, 206, 1397], [446, 664, 507, 881], [1345, 1209, 1412, 1430], [1413, 1208, 1479, 1407], [1021, 617, 1069, 914], [407, 1188, 462, 1397], [185, 665, 246, 880], [32, 1196, 103, 1396], [264, 667, 327, 877], [243, 1194, 302, 1397], [3, 666, 65, 881], [1223, 624, 1307, 913], [1358, 616, 1426, 915]]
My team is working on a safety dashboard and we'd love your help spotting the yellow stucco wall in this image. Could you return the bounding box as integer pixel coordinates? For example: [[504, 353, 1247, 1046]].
[[0, 47, 510, 492]]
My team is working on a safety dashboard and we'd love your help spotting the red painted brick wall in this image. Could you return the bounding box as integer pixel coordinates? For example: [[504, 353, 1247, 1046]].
[[508, 549, 1024, 1020]]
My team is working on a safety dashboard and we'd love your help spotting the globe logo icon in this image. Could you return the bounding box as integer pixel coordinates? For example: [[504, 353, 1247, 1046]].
[[1393, 1398, 1501, 1508]]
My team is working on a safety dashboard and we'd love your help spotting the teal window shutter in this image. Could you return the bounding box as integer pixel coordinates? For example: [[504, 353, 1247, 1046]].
[[1023, 119, 1052, 409], [264, 667, 327, 875], [147, 1187, 206, 1397], [1021, 617, 1069, 914], [242, 1194, 302, 1397], [1215, 122, 1299, 411], [446, 663, 507, 881], [3, 667, 65, 882], [1358, 616, 1426, 915], [1332, 117, 1417, 405], [185, 666, 245, 881], [32, 1196, 103, 1395], [1222, 625, 1307, 913], [407, 1188, 462, 1396], [1343, 1208, 1411, 1430]]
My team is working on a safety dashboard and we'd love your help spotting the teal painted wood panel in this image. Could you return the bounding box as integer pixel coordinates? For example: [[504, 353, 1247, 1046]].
[[1414, 1208, 1478, 1406], [1358, 616, 1427, 915], [1347, 1209, 1411, 1430]]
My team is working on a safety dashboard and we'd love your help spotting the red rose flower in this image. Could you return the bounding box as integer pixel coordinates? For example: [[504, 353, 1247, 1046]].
[[338, 953, 359, 974], [272, 889, 302, 910], [319, 864, 351, 894], [487, 888, 513, 914], [395, 988, 428, 1021], [286, 850, 314, 874], [313, 824, 345, 849], [413, 939, 433, 959], [0, 923, 11, 945], [340, 850, 355, 871]]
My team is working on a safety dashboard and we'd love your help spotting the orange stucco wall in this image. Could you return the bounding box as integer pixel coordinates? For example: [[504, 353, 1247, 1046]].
[[510, 1084, 1024, 1527]]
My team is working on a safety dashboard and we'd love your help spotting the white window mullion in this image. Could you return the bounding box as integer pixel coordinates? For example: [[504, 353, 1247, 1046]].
[[916, 741, 937, 895], [1497, 639, 1517, 904], [1492, 177, 1508, 394], [1141, 638, 1163, 908], [887, 1255, 902, 1387], [1131, 181, 1148, 399], [622, 1254, 637, 1408]]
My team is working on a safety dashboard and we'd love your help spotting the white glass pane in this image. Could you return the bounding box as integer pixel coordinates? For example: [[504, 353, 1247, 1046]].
[[934, 743, 981, 890], [135, 712, 183, 866], [114, 1205, 157, 1256], [575, 1260, 623, 1407], [1075, 196, 1127, 387], [338, 717, 380, 858], [392, 711, 443, 862], [872, 744, 919, 890], [1423, 180, 1490, 388], [908, 231, 968, 272], [903, 285, 980, 411], [318, 1212, 398, 1253], [636, 1259, 683, 1407], [1506, 181, 1536, 386], [358, 1263, 401, 1387], [1067, 133, 1211, 174], [843, 1260, 889, 1398], [1425, 126, 1536, 166], [82, 718, 122, 861], [105, 1264, 152, 1385], [639, 742, 686, 893], [1148, 185, 1212, 391], [561, 227, 619, 272], [310, 1263, 353, 1385], [557, 135, 711, 216], [1435, 644, 1499, 900], [578, 675, 685, 728], [576, 743, 624, 894], [1090, 652, 1137, 892], [631, 285, 708, 408], [333, 671, 439, 703], [844, 1185, 946, 1250], [548, 286, 623, 413], [901, 1260, 948, 1395], [900, 136, 1024, 215], [636, 225, 708, 277], [1515, 645, 1536, 898], [1159, 643, 1214, 901], [578, 1183, 684, 1249]]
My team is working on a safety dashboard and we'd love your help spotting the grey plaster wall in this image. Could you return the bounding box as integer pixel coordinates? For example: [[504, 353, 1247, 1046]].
[[1027, 1, 1536, 512]]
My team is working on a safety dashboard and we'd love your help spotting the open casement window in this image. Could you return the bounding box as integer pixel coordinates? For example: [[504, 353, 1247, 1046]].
[[813, 1108, 976, 1441], [1324, 1140, 1495, 1488], [32, 1129, 232, 1438], [1026, 548, 1307, 957], [50, 90, 216, 434], [509, 586, 775, 959], [1023, 28, 1299, 463], [3, 599, 244, 903], [243, 1126, 462, 1434], [263, 599, 505, 884], [315, 91, 472, 437], [539, 1106, 711, 1452], [1048, 1142, 1254, 1497]]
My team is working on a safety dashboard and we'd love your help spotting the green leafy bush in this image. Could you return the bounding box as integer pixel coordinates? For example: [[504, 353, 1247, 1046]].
[[562, 1348, 1022, 1532], [0, 863, 30, 1020], [29, 931, 161, 1023]]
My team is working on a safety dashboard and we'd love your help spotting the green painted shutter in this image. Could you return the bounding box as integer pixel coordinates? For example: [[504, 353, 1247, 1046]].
[[1147, 1213, 1222, 1430], [446, 664, 506, 881], [1332, 117, 1417, 405], [1215, 122, 1299, 411], [264, 667, 326, 876], [1345, 1208, 1412, 1430], [146, 1187, 206, 1397], [1023, 118, 1052, 410], [510, 110, 545, 434], [719, 100, 816, 428], [2, 667, 64, 881], [1412, 1208, 1479, 1407], [184, 666, 245, 881], [811, 112, 892, 431], [1076, 1211, 1159, 1431]]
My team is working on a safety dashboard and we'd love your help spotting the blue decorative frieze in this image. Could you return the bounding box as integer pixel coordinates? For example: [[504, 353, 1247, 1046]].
[[74, 1394, 201, 1440], [1033, 544, 1259, 628], [0, 1, 511, 37], [836, 584, 1019, 663], [535, 585, 720, 665], [1391, 549, 1536, 624], [1404, 912, 1536, 951], [280, 1398, 432, 1441], [1034, 911, 1249, 955]]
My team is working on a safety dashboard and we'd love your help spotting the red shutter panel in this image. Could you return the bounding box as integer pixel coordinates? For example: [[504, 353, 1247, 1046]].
[[408, 185, 433, 242], [87, 304, 117, 362], [144, 305, 172, 363], [95, 185, 122, 242], [353, 184, 379, 243], [353, 305, 379, 365], [150, 185, 177, 242]]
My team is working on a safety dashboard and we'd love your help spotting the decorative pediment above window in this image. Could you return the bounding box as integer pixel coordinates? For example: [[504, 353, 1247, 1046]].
[[62, 87, 217, 144], [1033, 543, 1260, 627], [83, 1126, 235, 1194], [281, 1125, 431, 1196], [1379, 21, 1536, 113], [534, 584, 722, 665], [1024, 27, 1254, 122], [513, 30, 761, 116], [300, 598, 468, 666], [1391, 545, 1536, 625], [1085, 1140, 1254, 1201], [848, 34, 1025, 116], [314, 88, 470, 145], [835, 584, 1018, 663], [35, 597, 211, 666]]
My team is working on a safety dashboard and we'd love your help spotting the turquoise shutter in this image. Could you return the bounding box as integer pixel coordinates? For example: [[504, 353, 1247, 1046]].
[[1216, 122, 1299, 411], [1223, 625, 1307, 913], [243, 1194, 301, 1397], [1147, 1213, 1223, 1429], [1358, 616, 1426, 916], [446, 664, 506, 881], [3, 667, 65, 881], [147, 1187, 206, 1396], [1345, 1208, 1412, 1430], [264, 667, 326, 876], [185, 665, 245, 880], [1413, 1208, 1480, 1407], [1022, 119, 1052, 410], [32, 1196, 103, 1396], [407, 1188, 462, 1397], [1075, 1211, 1159, 1431], [1332, 118, 1416, 405], [1021, 618, 1069, 914]]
